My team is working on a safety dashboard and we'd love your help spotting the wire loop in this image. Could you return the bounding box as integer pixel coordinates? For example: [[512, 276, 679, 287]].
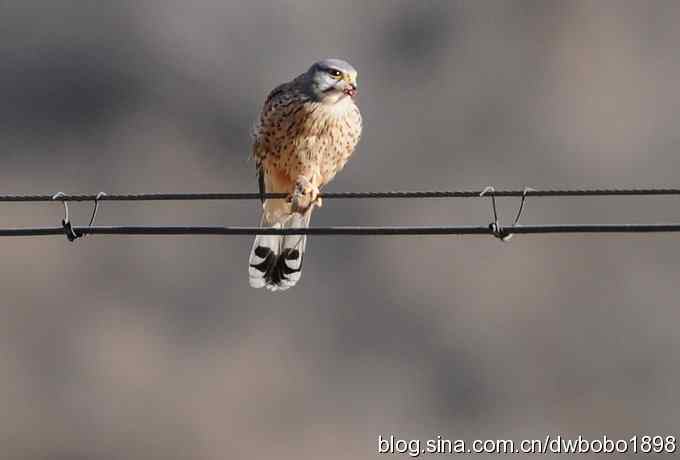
[[52, 192, 82, 242], [480, 186, 535, 241], [511, 187, 535, 227], [88, 192, 107, 227], [480, 186, 511, 241]]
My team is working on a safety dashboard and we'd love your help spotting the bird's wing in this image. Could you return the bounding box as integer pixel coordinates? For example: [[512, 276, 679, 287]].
[[252, 81, 298, 160], [252, 81, 301, 199]]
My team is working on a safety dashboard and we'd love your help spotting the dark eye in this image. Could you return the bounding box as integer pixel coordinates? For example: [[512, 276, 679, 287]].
[[328, 68, 342, 78]]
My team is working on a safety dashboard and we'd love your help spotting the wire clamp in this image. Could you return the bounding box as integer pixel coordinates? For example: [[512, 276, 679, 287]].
[[53, 192, 81, 241], [52, 192, 106, 242], [480, 186, 534, 242]]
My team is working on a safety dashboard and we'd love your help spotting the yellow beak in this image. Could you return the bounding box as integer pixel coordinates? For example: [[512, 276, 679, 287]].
[[342, 74, 358, 97], [343, 74, 357, 87]]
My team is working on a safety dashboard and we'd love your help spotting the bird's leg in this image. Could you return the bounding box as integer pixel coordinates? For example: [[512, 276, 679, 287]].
[[290, 174, 322, 214]]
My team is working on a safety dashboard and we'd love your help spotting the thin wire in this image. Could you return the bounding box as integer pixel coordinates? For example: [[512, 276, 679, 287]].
[[1, 224, 680, 237], [3, 188, 680, 202]]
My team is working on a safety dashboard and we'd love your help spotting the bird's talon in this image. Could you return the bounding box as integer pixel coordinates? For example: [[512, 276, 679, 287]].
[[290, 176, 320, 214]]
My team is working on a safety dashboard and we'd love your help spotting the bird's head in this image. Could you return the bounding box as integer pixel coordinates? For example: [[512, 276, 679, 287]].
[[305, 58, 358, 103]]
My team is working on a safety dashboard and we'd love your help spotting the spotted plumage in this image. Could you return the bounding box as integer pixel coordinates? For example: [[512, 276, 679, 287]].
[[249, 59, 363, 291]]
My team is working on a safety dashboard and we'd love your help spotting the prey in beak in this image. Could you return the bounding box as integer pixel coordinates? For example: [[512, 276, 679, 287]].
[[343, 74, 358, 97]]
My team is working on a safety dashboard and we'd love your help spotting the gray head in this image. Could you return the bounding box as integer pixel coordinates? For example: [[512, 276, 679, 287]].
[[303, 58, 358, 103]]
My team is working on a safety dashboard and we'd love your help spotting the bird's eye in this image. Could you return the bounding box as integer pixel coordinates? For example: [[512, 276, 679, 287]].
[[328, 69, 342, 79]]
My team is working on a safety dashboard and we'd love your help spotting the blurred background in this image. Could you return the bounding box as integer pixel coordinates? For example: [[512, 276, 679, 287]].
[[1, 1, 679, 458]]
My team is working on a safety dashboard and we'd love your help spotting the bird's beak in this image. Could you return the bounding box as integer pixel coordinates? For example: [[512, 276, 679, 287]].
[[343, 74, 358, 97]]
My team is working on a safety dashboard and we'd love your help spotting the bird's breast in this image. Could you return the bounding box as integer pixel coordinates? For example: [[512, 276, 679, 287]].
[[262, 98, 361, 187]]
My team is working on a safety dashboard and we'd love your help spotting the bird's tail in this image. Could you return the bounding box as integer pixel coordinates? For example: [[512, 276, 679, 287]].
[[248, 209, 312, 291]]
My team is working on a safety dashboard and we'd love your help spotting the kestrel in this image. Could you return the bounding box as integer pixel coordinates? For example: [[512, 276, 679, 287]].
[[248, 58, 363, 291]]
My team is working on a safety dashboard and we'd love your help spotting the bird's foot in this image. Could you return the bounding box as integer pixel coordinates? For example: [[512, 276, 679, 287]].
[[289, 176, 322, 213]]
